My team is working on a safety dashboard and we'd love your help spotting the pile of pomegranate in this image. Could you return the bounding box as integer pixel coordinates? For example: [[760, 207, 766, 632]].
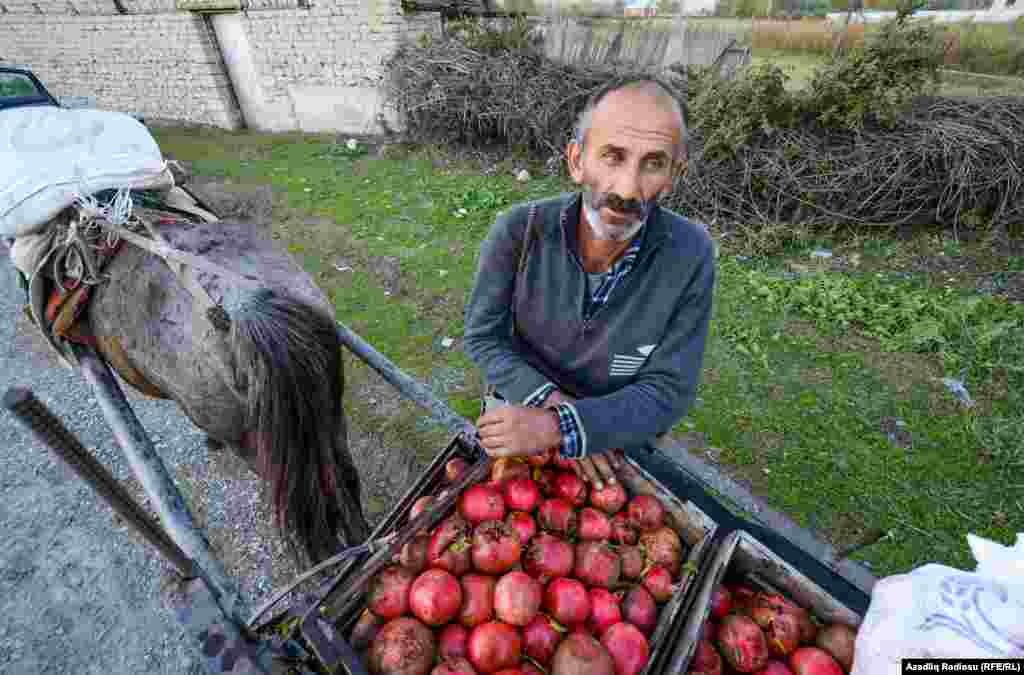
[[688, 582, 859, 675], [351, 452, 688, 675]]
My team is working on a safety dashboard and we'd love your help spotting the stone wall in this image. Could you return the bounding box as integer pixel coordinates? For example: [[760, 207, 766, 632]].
[[0, 0, 442, 132]]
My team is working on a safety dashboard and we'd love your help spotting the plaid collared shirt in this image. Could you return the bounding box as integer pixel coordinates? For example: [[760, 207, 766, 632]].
[[523, 226, 646, 460]]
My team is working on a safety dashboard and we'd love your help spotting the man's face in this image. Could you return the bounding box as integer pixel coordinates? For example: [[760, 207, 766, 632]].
[[567, 86, 685, 242]]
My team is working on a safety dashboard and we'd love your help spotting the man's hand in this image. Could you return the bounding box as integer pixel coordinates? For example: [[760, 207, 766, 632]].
[[477, 405, 562, 459], [541, 390, 623, 490]]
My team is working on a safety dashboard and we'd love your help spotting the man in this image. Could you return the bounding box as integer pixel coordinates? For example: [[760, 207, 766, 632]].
[[463, 75, 716, 490]]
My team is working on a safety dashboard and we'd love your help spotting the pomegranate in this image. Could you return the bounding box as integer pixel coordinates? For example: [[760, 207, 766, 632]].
[[574, 541, 622, 589], [753, 662, 794, 675], [610, 513, 638, 545], [815, 624, 857, 672], [718, 614, 769, 673], [535, 469, 560, 497], [433, 658, 478, 675], [409, 569, 463, 627], [700, 620, 719, 644], [544, 577, 591, 627], [589, 483, 628, 515], [467, 622, 523, 674], [503, 478, 542, 512], [493, 458, 532, 483], [429, 515, 472, 576], [447, 458, 470, 483], [494, 571, 544, 627], [460, 484, 506, 525], [578, 508, 612, 541], [638, 527, 683, 578], [521, 663, 545, 675], [440, 624, 470, 660], [551, 633, 616, 675], [553, 472, 588, 506], [368, 616, 436, 675], [620, 587, 658, 637], [730, 585, 757, 615], [524, 533, 575, 583], [523, 614, 563, 664], [588, 588, 623, 636], [553, 457, 578, 472], [640, 566, 674, 603], [367, 565, 416, 620], [709, 586, 732, 620], [410, 496, 434, 520], [493, 670, 525, 675], [527, 447, 556, 467], [619, 545, 645, 580], [351, 608, 384, 650], [601, 623, 649, 675], [766, 613, 801, 658], [460, 574, 497, 628], [538, 498, 577, 536], [749, 594, 817, 645], [626, 496, 664, 532], [472, 520, 522, 574], [399, 532, 432, 574], [691, 639, 722, 675], [788, 647, 843, 675], [507, 511, 538, 546]]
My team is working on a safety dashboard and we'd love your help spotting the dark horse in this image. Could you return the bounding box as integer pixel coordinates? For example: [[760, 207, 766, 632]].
[[76, 213, 369, 567]]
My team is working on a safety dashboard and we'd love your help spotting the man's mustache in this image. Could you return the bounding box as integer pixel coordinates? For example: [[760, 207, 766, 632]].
[[591, 192, 651, 217]]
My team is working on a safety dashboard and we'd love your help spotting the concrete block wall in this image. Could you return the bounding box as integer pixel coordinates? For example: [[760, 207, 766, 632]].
[[0, 0, 442, 132]]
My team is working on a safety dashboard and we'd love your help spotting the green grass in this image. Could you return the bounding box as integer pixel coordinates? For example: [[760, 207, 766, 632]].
[[152, 128, 1023, 577]]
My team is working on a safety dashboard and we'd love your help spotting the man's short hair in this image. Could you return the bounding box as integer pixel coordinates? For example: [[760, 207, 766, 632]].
[[573, 74, 690, 161]]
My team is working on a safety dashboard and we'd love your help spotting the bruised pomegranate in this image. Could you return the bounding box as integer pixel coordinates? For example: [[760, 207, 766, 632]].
[[551, 633, 616, 675], [440, 624, 470, 660], [467, 621, 522, 674], [554, 472, 588, 506], [765, 613, 801, 658], [507, 511, 538, 546], [535, 469, 560, 497], [589, 483, 628, 515], [626, 496, 664, 532], [538, 498, 578, 536], [368, 565, 415, 620], [544, 577, 591, 627], [524, 533, 575, 583], [527, 447, 556, 467], [718, 614, 769, 673], [754, 661, 794, 675], [601, 623, 650, 675], [788, 647, 843, 675], [410, 568, 463, 627], [620, 587, 658, 637], [588, 588, 623, 636], [429, 515, 472, 576], [350, 608, 384, 650], [472, 520, 522, 574], [619, 545, 645, 580], [432, 658, 477, 675], [410, 496, 434, 520], [460, 574, 497, 628], [523, 614, 563, 665], [638, 527, 683, 578], [574, 541, 621, 589], [691, 639, 723, 675], [815, 624, 857, 672], [399, 532, 432, 574], [709, 586, 732, 620], [578, 508, 612, 541], [503, 478, 542, 513], [749, 594, 817, 645], [460, 484, 506, 525], [447, 458, 469, 483], [368, 616, 436, 675], [641, 566, 674, 603], [494, 571, 544, 627], [610, 513, 638, 545], [493, 458, 532, 483]]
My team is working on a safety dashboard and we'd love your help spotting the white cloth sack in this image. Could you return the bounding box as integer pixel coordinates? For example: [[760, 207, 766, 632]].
[[0, 106, 173, 238], [851, 532, 1024, 674]]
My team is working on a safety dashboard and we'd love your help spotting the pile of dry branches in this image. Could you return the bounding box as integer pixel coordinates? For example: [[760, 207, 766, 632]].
[[667, 96, 1024, 233]]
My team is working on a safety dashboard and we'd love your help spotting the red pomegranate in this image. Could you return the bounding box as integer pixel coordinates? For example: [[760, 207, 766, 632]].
[[503, 478, 542, 513], [578, 508, 613, 541], [610, 513, 638, 545], [588, 588, 623, 636], [439, 624, 470, 660], [626, 496, 665, 532], [544, 577, 591, 627], [467, 622, 523, 674], [620, 586, 658, 637], [709, 586, 732, 620], [537, 498, 577, 536], [494, 571, 544, 627], [506, 511, 538, 546], [460, 484, 507, 525], [574, 541, 622, 589], [589, 483, 628, 515], [409, 568, 463, 627], [601, 623, 650, 675], [553, 472, 588, 506], [524, 533, 575, 584], [522, 614, 562, 665], [367, 564, 415, 620], [472, 520, 522, 575], [492, 458, 532, 483], [718, 614, 769, 673], [460, 574, 497, 628], [691, 638, 723, 675], [788, 647, 843, 675]]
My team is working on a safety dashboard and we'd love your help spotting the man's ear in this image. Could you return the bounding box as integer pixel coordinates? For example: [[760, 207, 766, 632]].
[[671, 156, 689, 187], [566, 141, 584, 183]]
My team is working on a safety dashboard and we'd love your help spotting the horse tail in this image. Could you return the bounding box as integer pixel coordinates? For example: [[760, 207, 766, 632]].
[[229, 288, 369, 566]]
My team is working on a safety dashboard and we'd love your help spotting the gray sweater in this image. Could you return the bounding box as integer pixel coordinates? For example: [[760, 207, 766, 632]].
[[463, 190, 716, 456]]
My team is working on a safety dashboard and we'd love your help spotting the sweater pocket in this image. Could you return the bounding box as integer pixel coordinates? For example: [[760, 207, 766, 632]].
[[608, 343, 657, 378]]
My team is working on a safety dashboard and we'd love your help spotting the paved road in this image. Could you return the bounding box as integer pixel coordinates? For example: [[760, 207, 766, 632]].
[[0, 241, 206, 674]]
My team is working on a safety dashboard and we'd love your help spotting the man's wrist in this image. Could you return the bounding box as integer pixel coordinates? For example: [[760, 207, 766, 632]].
[[545, 408, 563, 449]]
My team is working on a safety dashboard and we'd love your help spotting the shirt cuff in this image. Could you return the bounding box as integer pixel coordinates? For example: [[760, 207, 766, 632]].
[[523, 383, 557, 408], [553, 402, 587, 460]]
